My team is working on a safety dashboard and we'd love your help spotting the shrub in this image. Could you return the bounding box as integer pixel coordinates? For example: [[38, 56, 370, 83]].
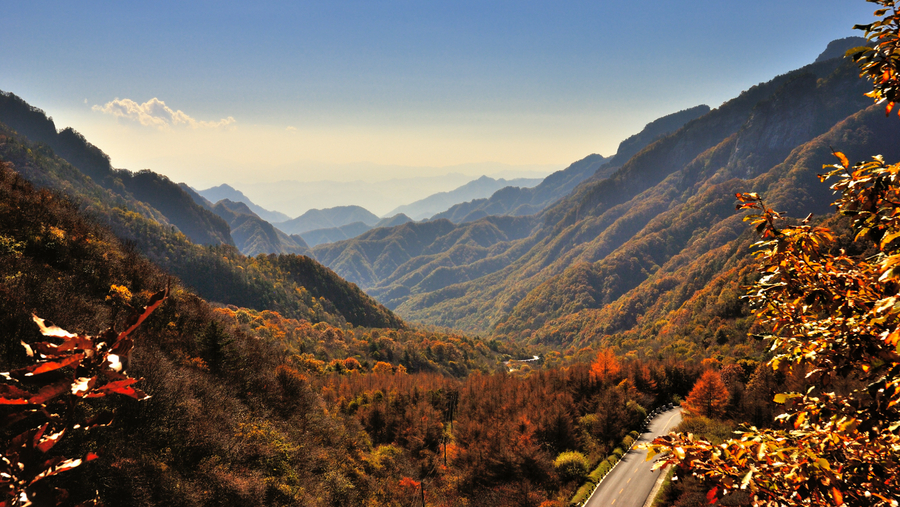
[[554, 451, 590, 482], [569, 482, 595, 506], [588, 460, 612, 484]]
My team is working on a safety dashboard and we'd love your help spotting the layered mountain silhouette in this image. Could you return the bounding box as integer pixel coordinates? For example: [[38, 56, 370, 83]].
[[387, 175, 544, 220], [197, 183, 290, 223], [274, 205, 381, 235], [0, 92, 234, 248], [431, 154, 610, 223], [312, 39, 897, 354], [1, 37, 886, 357], [210, 199, 311, 257], [428, 105, 710, 225], [299, 214, 413, 247], [0, 92, 402, 329]]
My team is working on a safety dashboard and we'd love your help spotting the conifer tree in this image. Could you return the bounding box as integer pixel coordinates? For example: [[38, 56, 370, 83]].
[[681, 370, 729, 419]]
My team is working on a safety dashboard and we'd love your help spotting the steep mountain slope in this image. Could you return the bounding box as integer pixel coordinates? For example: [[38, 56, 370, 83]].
[[312, 215, 541, 308], [275, 205, 380, 235], [0, 91, 234, 247], [198, 183, 291, 223], [501, 103, 900, 352], [0, 151, 525, 506], [387, 175, 543, 220], [0, 108, 401, 329], [602, 105, 711, 169], [211, 199, 311, 256], [430, 105, 709, 225], [389, 49, 877, 335]]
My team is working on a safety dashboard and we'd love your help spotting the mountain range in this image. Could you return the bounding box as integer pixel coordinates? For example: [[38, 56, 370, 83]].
[[386, 175, 544, 220], [197, 183, 291, 223], [310, 37, 890, 357], [0, 37, 881, 360], [0, 90, 401, 329]]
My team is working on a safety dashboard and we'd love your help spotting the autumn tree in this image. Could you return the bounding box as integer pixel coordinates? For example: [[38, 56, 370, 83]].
[[648, 3, 900, 504], [681, 370, 729, 419], [590, 348, 621, 385]]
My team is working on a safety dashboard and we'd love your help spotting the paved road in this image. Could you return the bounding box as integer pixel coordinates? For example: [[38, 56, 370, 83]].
[[584, 407, 682, 507]]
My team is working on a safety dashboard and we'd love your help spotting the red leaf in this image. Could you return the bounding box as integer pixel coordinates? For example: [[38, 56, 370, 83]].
[[707, 486, 718, 504], [53, 336, 96, 354], [28, 381, 71, 405], [0, 384, 32, 401], [84, 378, 148, 400], [30, 354, 84, 375], [30, 422, 49, 448], [35, 428, 66, 454], [0, 398, 30, 405]]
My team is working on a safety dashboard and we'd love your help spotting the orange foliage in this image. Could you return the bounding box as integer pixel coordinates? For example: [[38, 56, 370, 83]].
[[682, 370, 729, 418], [589, 348, 621, 385]]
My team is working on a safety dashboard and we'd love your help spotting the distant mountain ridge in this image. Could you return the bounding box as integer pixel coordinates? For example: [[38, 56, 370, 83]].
[[309, 41, 891, 347], [299, 214, 413, 247], [197, 183, 291, 223], [404, 45, 882, 339], [431, 154, 610, 223], [603, 104, 711, 168], [386, 175, 543, 220], [274, 205, 381, 235], [0, 90, 402, 329], [0, 91, 234, 248], [210, 199, 311, 257], [428, 105, 710, 224], [814, 36, 867, 63]]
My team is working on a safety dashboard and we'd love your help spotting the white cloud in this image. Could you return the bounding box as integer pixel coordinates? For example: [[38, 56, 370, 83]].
[[92, 97, 235, 130], [286, 125, 298, 132]]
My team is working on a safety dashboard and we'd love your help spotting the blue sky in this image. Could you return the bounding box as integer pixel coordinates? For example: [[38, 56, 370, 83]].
[[0, 1, 877, 191]]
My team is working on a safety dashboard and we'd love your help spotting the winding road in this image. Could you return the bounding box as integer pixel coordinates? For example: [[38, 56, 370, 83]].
[[584, 406, 682, 507]]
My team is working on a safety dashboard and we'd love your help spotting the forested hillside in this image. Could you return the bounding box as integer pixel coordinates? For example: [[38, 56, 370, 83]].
[[210, 199, 312, 257], [313, 215, 541, 308], [0, 129, 707, 506], [0, 92, 234, 247], [0, 112, 400, 329], [382, 43, 893, 353]]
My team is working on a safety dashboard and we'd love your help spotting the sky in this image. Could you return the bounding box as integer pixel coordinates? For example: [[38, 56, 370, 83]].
[[0, 1, 878, 205]]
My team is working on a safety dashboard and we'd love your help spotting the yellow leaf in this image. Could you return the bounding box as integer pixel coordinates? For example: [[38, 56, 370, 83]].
[[833, 151, 850, 169]]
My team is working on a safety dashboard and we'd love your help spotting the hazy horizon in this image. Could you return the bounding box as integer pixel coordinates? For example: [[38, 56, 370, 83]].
[[205, 168, 557, 218], [1, 1, 874, 193]]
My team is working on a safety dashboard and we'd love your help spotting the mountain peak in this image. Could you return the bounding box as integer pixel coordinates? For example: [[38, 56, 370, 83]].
[[815, 36, 868, 63], [198, 184, 290, 223]]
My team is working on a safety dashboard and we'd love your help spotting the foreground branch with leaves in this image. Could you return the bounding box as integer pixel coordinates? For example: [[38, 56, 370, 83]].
[[0, 287, 167, 506], [647, 3, 900, 504]]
